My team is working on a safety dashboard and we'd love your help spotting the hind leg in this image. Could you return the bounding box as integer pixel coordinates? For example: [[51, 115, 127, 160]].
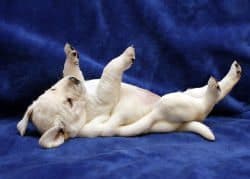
[[116, 101, 181, 137], [184, 61, 242, 102], [95, 46, 135, 107], [116, 110, 160, 136], [116, 90, 198, 136], [116, 98, 214, 139], [117, 115, 215, 140]]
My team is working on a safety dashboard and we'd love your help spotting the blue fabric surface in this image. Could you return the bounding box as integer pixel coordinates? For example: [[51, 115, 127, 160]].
[[0, 1, 250, 178]]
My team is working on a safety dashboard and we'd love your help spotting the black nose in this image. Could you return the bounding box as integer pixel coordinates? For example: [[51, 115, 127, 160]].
[[69, 76, 80, 85]]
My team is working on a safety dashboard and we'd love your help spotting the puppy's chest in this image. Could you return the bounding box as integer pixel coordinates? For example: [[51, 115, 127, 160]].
[[85, 100, 111, 120]]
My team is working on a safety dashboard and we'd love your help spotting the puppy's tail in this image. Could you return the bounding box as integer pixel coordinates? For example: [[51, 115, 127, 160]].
[[178, 121, 215, 141], [17, 104, 34, 136]]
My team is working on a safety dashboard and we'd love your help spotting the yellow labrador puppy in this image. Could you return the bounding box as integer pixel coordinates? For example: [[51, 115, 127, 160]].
[[17, 44, 242, 148]]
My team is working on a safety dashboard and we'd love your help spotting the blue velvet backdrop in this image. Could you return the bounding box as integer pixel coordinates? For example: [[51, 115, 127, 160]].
[[0, 1, 250, 178]]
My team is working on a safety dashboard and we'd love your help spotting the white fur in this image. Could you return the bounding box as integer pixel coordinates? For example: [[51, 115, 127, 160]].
[[17, 44, 242, 148]]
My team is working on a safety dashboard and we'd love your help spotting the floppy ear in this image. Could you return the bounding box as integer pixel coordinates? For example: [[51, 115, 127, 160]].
[[17, 105, 33, 136], [39, 125, 65, 148]]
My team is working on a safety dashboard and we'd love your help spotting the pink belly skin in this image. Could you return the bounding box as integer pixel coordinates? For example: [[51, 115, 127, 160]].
[[134, 86, 161, 105]]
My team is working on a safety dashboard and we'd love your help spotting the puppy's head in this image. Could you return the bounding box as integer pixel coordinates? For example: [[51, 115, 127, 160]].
[[17, 76, 86, 148]]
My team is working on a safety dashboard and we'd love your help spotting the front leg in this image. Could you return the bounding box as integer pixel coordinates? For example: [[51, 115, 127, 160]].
[[63, 43, 85, 82], [95, 46, 135, 109]]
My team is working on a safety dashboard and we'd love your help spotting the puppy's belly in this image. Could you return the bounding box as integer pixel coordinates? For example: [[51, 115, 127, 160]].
[[114, 85, 160, 124], [85, 79, 160, 104], [85, 79, 161, 124]]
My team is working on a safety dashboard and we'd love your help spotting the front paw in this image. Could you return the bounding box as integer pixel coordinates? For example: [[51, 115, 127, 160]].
[[123, 46, 136, 63], [229, 60, 242, 80]]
